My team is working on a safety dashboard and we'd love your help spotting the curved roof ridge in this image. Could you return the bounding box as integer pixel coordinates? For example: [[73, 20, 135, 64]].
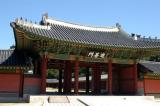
[[43, 16, 119, 32]]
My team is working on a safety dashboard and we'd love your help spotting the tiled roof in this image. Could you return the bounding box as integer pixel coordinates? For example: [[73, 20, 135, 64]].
[[0, 50, 30, 67], [11, 14, 160, 49], [139, 60, 160, 73]]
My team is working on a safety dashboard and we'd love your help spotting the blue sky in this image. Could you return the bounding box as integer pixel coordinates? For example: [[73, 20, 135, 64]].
[[0, 0, 160, 49]]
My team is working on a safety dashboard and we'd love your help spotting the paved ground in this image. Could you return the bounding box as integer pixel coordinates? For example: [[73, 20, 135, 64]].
[[77, 96, 160, 106], [0, 88, 160, 106], [0, 96, 160, 106]]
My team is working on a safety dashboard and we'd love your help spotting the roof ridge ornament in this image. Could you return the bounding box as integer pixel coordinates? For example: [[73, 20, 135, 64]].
[[42, 13, 48, 25], [43, 12, 48, 19], [116, 23, 121, 29], [131, 33, 141, 40]]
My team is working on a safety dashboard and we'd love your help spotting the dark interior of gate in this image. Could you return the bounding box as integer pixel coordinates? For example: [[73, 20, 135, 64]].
[[46, 59, 137, 95]]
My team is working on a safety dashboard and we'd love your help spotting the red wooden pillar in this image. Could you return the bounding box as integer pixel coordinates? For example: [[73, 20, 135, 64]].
[[63, 61, 72, 93], [133, 61, 137, 94], [108, 59, 112, 95], [41, 55, 48, 94], [74, 60, 79, 94], [92, 66, 101, 94], [96, 66, 101, 94], [67, 62, 72, 92], [86, 67, 90, 94], [91, 66, 94, 93], [91, 68, 95, 93], [34, 60, 38, 75], [63, 61, 67, 93], [143, 76, 146, 95], [58, 69, 63, 93], [19, 69, 24, 97]]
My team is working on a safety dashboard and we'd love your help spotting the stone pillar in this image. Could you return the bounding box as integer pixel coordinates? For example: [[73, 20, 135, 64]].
[[41, 55, 48, 94], [58, 69, 63, 93], [86, 67, 90, 94], [74, 60, 79, 94], [108, 59, 112, 95]]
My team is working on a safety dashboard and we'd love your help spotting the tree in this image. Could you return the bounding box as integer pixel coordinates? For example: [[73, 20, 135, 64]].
[[47, 69, 59, 79], [149, 55, 160, 62]]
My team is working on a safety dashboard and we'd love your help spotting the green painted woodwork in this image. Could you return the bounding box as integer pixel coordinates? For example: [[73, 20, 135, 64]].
[[47, 52, 135, 64], [83, 57, 106, 63], [54, 54, 69, 60], [0, 66, 29, 71], [0, 67, 16, 73], [112, 58, 135, 64], [145, 73, 160, 79]]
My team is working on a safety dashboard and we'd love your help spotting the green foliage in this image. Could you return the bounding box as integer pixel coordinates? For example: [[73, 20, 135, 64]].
[[79, 67, 86, 77], [149, 55, 160, 62], [46, 67, 93, 79], [47, 69, 59, 79]]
